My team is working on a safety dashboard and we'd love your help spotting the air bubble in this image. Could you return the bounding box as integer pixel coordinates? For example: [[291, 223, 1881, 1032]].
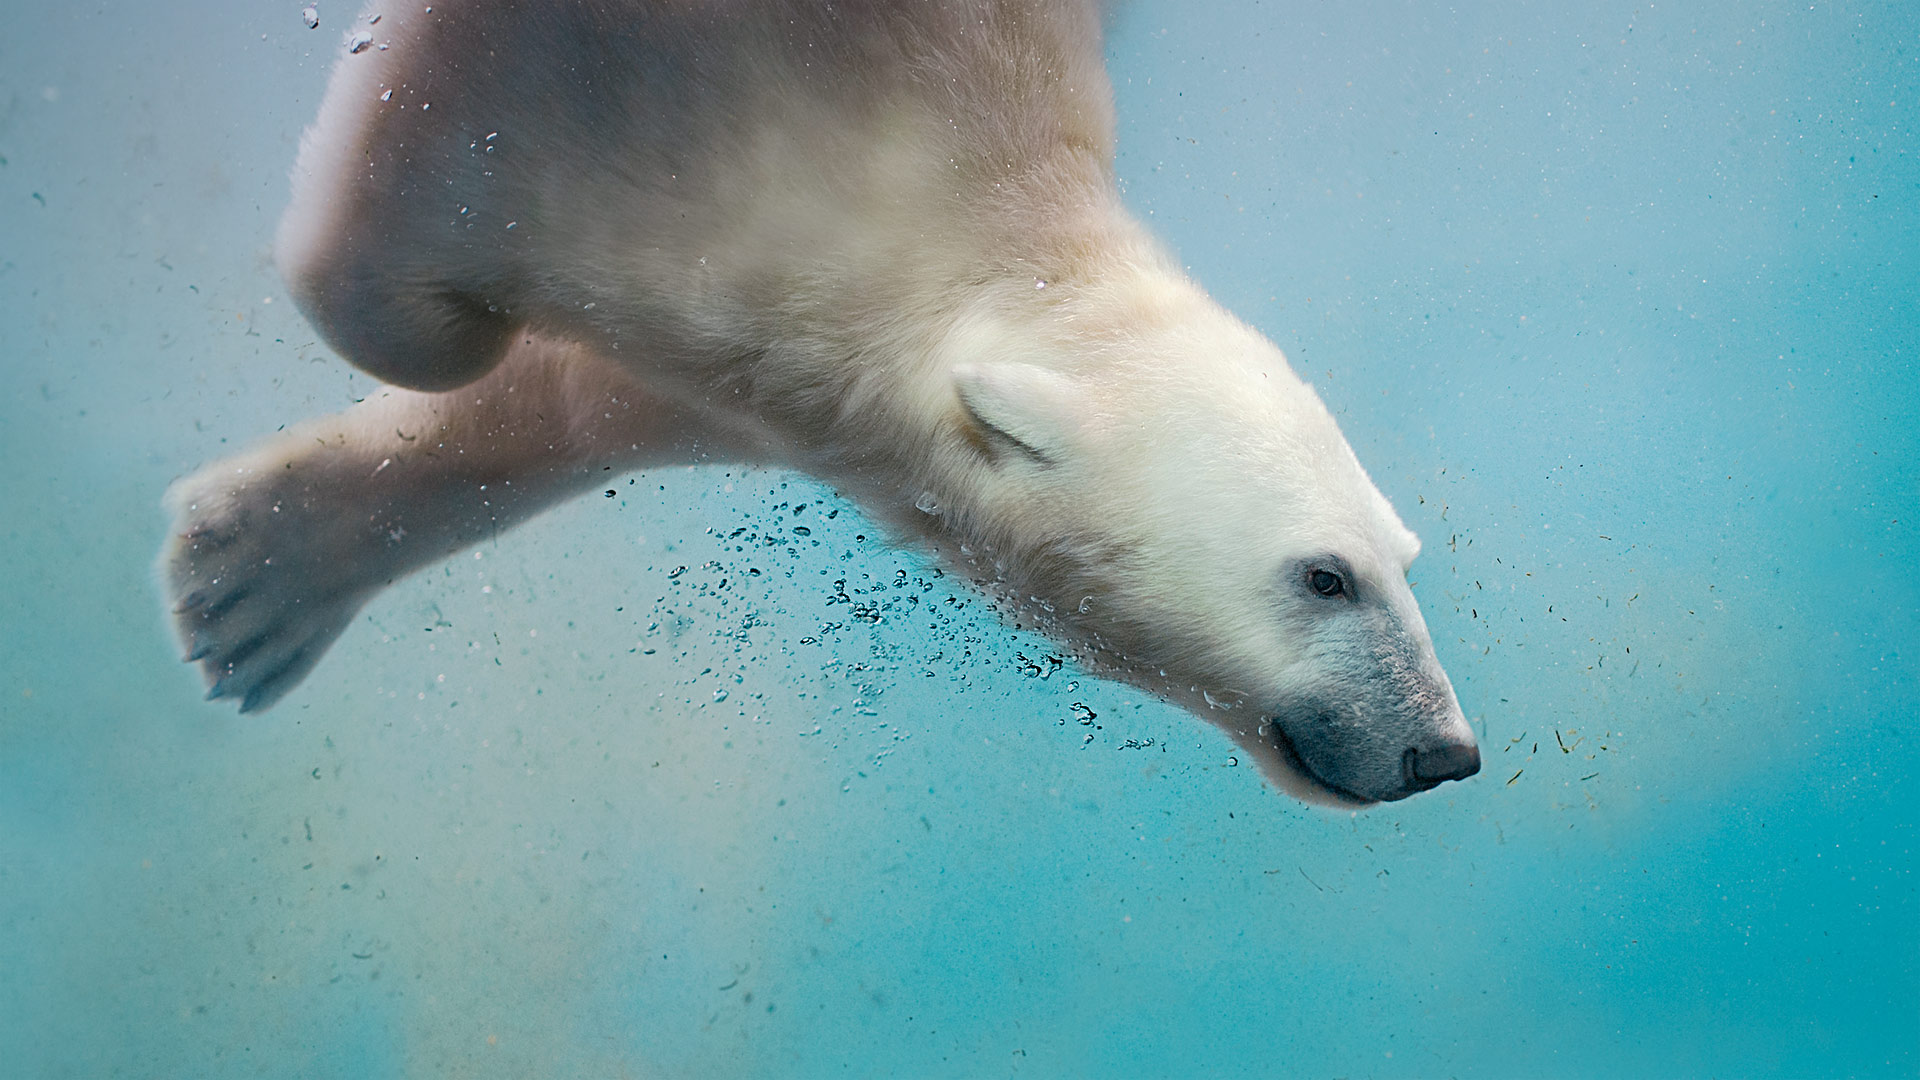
[[347, 30, 373, 53], [914, 491, 940, 515], [301, 6, 319, 29]]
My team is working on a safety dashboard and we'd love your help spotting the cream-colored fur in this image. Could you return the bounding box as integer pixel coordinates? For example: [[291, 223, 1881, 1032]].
[[161, 0, 1478, 804]]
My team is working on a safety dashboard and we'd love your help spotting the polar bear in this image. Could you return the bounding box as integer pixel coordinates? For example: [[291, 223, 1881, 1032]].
[[159, 0, 1479, 805]]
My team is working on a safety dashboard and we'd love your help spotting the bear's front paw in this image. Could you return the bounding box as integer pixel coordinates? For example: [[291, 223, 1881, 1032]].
[[159, 459, 374, 712]]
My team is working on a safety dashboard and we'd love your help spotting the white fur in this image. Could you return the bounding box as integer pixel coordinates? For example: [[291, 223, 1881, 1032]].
[[160, 0, 1477, 804]]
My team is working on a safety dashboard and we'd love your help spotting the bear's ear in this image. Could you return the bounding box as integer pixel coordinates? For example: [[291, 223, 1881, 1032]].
[[952, 363, 1086, 466]]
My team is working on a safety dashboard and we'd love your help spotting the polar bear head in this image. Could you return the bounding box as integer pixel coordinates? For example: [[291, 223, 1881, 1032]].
[[931, 277, 1478, 806]]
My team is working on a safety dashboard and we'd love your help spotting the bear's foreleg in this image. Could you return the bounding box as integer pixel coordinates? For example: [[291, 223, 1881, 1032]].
[[160, 336, 760, 712]]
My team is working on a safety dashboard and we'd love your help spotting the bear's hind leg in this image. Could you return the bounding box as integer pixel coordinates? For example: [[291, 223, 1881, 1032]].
[[161, 336, 762, 712]]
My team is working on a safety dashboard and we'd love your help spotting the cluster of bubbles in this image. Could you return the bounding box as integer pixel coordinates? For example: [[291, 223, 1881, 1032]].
[[585, 474, 1176, 789]]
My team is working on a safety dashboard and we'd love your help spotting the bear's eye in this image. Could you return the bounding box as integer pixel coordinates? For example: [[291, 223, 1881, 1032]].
[[1308, 569, 1345, 598]]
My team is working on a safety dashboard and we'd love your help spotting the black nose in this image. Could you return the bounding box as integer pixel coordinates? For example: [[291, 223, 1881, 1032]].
[[1403, 741, 1482, 791]]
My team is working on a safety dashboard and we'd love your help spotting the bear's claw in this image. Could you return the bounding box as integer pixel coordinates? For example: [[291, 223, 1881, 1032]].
[[160, 459, 375, 713]]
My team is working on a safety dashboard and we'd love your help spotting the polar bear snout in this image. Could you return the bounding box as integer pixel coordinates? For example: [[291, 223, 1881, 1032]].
[[1402, 740, 1481, 793], [1269, 692, 1479, 805]]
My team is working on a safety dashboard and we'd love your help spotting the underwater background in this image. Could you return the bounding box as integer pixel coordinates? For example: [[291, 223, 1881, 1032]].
[[1, 1, 1914, 1076]]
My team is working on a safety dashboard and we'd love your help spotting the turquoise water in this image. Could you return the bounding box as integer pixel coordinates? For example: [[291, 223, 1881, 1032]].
[[2, 1, 1914, 1076]]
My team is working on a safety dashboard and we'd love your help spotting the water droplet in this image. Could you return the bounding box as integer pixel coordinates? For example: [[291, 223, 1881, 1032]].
[[1034, 279, 1048, 289], [914, 491, 940, 515], [347, 30, 373, 53], [379, 88, 393, 101], [301, 6, 319, 29], [713, 689, 729, 702]]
